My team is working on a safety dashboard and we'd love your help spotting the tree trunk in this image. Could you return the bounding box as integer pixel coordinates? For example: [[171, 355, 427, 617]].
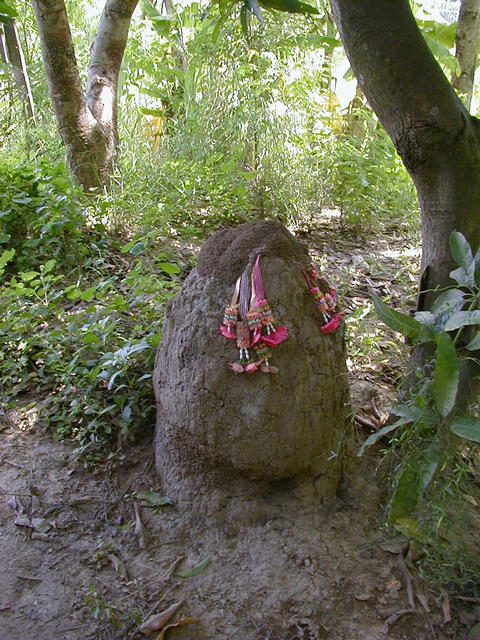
[[2, 22, 35, 120], [329, 0, 480, 310], [31, 0, 138, 190], [452, 0, 480, 110]]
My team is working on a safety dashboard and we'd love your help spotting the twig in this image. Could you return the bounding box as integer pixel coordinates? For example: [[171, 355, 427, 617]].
[[453, 595, 480, 603], [370, 397, 382, 420], [3, 459, 27, 469], [397, 553, 415, 608], [16, 575, 42, 582], [160, 555, 185, 582], [0, 606, 10, 613], [355, 413, 379, 430], [383, 608, 419, 633]]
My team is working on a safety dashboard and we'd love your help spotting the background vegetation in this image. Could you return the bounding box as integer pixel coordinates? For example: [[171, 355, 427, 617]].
[[2, 0, 479, 595]]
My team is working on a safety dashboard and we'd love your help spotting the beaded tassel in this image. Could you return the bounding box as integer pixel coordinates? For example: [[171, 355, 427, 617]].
[[303, 264, 344, 333], [221, 255, 288, 373]]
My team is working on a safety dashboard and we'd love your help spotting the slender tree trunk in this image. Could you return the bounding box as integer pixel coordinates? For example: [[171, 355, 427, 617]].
[[31, 0, 138, 190], [2, 22, 35, 120], [452, 0, 480, 110]]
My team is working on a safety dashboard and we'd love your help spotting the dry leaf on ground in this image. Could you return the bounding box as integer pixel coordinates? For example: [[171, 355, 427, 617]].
[[139, 600, 184, 635]]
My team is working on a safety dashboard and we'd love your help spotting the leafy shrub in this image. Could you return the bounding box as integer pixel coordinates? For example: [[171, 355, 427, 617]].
[[0, 165, 183, 463], [0, 160, 91, 272]]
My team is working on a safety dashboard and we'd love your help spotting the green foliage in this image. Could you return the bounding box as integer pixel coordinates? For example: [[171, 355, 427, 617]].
[[0, 162, 181, 464], [0, 1, 17, 23], [0, 160, 88, 271], [365, 231, 480, 522]]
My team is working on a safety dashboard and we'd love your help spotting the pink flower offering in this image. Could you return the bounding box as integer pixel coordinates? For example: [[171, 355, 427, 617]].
[[320, 313, 343, 334], [260, 325, 288, 346], [220, 326, 237, 339], [229, 362, 244, 373], [245, 362, 260, 373]]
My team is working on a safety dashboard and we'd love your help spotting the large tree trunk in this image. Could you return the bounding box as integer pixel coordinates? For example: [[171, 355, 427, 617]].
[[31, 0, 138, 190], [330, 0, 480, 309], [329, 0, 480, 411], [452, 0, 480, 110], [2, 22, 35, 120]]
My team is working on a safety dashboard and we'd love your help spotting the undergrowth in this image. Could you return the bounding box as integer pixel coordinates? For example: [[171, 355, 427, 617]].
[[0, 161, 183, 465]]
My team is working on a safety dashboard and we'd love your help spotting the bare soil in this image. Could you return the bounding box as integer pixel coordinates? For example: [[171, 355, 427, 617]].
[[1, 218, 479, 640]]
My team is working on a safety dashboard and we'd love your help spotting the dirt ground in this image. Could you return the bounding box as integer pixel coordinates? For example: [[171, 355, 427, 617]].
[[1, 217, 479, 640]]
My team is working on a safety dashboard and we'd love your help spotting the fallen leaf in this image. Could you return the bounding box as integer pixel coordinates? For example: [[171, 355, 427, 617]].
[[14, 515, 32, 528], [379, 537, 408, 554], [139, 601, 184, 635], [134, 501, 147, 550], [31, 517, 51, 534], [354, 593, 371, 601], [441, 591, 451, 625], [136, 490, 173, 507], [157, 616, 199, 640], [31, 532, 49, 541], [7, 495, 25, 514], [176, 557, 210, 578], [109, 554, 129, 581], [416, 592, 430, 613]]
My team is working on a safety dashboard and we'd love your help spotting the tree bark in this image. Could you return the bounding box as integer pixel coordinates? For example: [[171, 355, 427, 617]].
[[31, 0, 138, 190], [452, 0, 480, 110], [2, 22, 35, 120], [329, 0, 480, 310]]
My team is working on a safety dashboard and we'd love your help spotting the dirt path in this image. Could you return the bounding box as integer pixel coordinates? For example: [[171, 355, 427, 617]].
[[0, 220, 476, 639]]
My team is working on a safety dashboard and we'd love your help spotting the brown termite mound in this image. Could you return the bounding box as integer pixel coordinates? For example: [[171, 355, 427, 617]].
[[153, 221, 351, 515]]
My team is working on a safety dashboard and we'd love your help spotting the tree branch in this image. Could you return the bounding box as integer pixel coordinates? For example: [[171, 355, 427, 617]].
[[452, 0, 480, 110]]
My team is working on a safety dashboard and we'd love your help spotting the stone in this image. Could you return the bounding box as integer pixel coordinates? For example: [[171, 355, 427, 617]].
[[153, 221, 351, 509]]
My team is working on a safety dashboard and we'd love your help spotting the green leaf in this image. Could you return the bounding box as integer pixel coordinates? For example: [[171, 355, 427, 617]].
[[390, 440, 441, 523], [451, 415, 480, 444], [450, 266, 473, 286], [19, 271, 39, 282], [136, 490, 174, 507], [393, 517, 429, 544], [158, 262, 181, 275], [357, 421, 404, 456], [79, 286, 97, 301], [0, 247, 15, 269], [443, 310, 480, 331], [372, 294, 422, 340], [0, 2, 17, 18], [390, 461, 422, 522], [466, 333, 480, 351], [129, 242, 145, 256], [450, 231, 474, 280], [259, 0, 318, 13], [42, 259, 56, 275], [176, 557, 211, 578], [433, 332, 459, 417], [419, 438, 441, 492], [139, 107, 164, 117], [430, 289, 465, 316]]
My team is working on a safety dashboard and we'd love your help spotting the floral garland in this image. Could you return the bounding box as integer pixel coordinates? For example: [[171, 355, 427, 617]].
[[221, 256, 344, 373], [302, 264, 345, 334], [220, 254, 287, 373]]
